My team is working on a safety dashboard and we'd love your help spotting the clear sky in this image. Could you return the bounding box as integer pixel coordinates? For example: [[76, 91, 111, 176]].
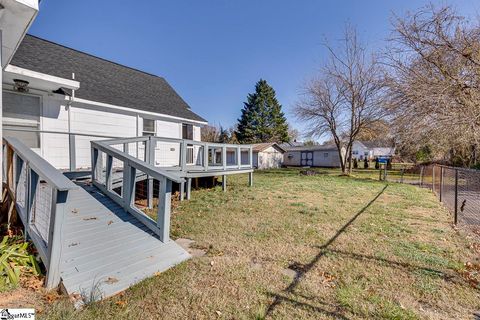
[[29, 0, 479, 135]]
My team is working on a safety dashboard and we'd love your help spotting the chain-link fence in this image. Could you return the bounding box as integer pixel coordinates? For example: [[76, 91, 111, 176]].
[[379, 163, 480, 229], [418, 164, 480, 228]]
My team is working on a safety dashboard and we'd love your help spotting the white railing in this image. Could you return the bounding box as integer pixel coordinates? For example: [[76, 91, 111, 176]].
[[3, 136, 78, 289]]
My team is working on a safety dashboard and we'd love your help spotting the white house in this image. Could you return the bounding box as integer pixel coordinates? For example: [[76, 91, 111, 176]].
[[252, 142, 285, 169], [352, 141, 395, 160], [283, 145, 345, 167], [3, 35, 208, 170]]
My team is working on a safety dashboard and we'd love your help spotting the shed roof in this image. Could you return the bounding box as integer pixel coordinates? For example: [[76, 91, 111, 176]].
[[252, 142, 285, 153], [10, 35, 207, 123], [286, 144, 339, 152]]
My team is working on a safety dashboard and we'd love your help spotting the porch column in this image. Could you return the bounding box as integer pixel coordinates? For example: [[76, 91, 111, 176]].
[[222, 175, 227, 192]]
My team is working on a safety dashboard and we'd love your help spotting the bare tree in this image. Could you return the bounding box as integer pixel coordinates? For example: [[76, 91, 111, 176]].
[[201, 125, 220, 143], [385, 4, 480, 166], [295, 27, 385, 174]]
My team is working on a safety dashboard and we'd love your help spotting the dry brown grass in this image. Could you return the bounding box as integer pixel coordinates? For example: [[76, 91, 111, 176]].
[[11, 168, 480, 319]]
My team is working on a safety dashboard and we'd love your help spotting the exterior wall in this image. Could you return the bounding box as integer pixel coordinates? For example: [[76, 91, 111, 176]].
[[352, 142, 370, 160], [312, 150, 341, 167], [2, 88, 204, 170], [283, 149, 341, 167], [283, 151, 302, 166], [256, 146, 284, 169]]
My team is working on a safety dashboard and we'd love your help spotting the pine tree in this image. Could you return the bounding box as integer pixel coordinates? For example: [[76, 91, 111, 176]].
[[236, 79, 289, 143]]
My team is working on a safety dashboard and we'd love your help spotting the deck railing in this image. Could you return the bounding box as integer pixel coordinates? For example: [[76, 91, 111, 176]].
[[97, 136, 254, 171], [91, 140, 185, 242], [2, 136, 78, 289]]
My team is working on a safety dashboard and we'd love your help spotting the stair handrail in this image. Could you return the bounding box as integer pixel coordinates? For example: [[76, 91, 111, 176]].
[[3, 136, 78, 291]]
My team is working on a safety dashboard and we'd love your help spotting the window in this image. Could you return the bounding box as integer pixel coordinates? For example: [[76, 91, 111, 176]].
[[3, 91, 41, 148], [353, 150, 358, 155], [182, 123, 193, 140], [142, 118, 156, 136], [324, 153, 329, 158]]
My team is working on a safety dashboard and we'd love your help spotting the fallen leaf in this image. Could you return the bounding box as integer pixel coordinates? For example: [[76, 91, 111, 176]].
[[107, 220, 114, 225], [216, 310, 222, 316], [115, 300, 127, 307], [105, 277, 119, 284], [72, 208, 79, 214], [83, 217, 97, 221]]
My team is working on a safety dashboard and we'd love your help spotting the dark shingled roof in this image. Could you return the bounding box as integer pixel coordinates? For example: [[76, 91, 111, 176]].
[[10, 35, 207, 123]]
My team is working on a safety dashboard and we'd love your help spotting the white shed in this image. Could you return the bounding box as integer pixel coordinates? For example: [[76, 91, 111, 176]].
[[252, 143, 285, 169], [283, 145, 344, 168]]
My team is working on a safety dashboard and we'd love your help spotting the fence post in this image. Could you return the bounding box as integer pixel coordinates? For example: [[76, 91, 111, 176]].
[[237, 146, 241, 169], [432, 165, 436, 193], [454, 168, 458, 224], [420, 166, 424, 186], [439, 166, 443, 202], [400, 166, 404, 183]]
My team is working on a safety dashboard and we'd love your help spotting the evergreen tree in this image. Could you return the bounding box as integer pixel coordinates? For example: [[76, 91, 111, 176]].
[[236, 79, 289, 143]]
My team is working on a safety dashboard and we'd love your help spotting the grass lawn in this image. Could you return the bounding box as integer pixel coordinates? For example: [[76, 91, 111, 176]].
[[39, 168, 479, 319]]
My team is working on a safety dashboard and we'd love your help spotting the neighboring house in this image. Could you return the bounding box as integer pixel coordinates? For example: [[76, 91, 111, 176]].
[[252, 142, 285, 169], [3, 35, 208, 170], [352, 141, 395, 160], [283, 145, 345, 167]]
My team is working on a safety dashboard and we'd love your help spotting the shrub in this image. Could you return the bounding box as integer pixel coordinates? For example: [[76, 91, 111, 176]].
[[0, 236, 41, 288]]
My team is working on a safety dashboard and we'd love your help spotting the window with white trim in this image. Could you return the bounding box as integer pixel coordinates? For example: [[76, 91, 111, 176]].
[[3, 91, 41, 148], [142, 118, 156, 136]]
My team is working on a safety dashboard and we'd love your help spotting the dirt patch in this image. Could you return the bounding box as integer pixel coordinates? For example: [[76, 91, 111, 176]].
[[175, 238, 206, 258]]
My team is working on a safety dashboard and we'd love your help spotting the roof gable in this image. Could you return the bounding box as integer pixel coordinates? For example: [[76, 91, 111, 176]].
[[10, 35, 207, 123]]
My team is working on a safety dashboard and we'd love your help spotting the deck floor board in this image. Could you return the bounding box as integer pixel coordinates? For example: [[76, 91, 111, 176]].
[[59, 182, 190, 300]]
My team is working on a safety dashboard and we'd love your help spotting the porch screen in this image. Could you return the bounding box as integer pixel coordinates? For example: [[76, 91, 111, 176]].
[[3, 91, 41, 148]]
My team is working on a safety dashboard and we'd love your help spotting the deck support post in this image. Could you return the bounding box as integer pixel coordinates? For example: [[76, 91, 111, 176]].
[[222, 175, 227, 192], [157, 178, 172, 242], [186, 178, 191, 200], [249, 172, 253, 187], [45, 190, 68, 289], [179, 181, 185, 201], [147, 177, 154, 209]]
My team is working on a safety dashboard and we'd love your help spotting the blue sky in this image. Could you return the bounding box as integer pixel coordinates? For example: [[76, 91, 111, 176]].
[[29, 0, 479, 136]]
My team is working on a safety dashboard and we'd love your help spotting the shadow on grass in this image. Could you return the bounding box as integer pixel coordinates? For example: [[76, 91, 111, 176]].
[[265, 184, 388, 318]]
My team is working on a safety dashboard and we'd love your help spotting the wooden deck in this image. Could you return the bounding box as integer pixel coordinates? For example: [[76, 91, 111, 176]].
[[59, 182, 190, 300]]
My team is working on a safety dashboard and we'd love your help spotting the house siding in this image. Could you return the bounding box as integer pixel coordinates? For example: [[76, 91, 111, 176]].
[[3, 89, 203, 170], [284, 149, 342, 167]]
